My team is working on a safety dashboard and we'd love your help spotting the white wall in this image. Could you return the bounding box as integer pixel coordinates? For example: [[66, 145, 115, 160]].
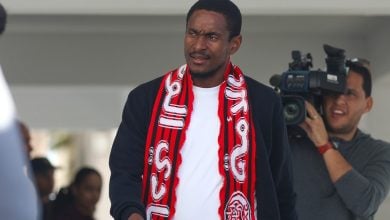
[[10, 86, 131, 130], [3, 0, 390, 15], [365, 26, 390, 141]]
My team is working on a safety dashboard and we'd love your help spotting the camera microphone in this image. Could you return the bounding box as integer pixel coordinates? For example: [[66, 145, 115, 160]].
[[269, 74, 281, 88]]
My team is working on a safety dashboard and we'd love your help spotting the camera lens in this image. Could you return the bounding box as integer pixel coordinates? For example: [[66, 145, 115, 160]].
[[284, 102, 300, 122], [281, 96, 306, 125]]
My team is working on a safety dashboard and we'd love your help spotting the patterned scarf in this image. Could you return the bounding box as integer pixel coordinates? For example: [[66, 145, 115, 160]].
[[142, 62, 257, 220]]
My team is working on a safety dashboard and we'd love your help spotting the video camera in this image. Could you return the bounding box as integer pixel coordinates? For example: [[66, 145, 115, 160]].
[[269, 44, 347, 130]]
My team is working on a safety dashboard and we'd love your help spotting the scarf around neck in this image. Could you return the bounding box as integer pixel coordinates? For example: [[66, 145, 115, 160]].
[[142, 62, 257, 220]]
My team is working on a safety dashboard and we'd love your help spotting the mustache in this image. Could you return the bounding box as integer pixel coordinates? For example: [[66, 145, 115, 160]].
[[189, 51, 210, 59]]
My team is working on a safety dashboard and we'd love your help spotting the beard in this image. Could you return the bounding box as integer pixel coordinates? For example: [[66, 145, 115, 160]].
[[325, 123, 349, 134], [189, 62, 225, 80], [324, 115, 357, 136]]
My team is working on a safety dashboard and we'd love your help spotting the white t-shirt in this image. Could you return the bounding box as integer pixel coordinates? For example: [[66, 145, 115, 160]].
[[174, 85, 223, 220]]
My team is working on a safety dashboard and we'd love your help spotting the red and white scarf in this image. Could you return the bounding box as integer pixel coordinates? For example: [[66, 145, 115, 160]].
[[142, 62, 257, 220]]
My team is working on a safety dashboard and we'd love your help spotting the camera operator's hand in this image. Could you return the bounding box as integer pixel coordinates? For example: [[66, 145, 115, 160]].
[[299, 101, 329, 147], [299, 101, 353, 183]]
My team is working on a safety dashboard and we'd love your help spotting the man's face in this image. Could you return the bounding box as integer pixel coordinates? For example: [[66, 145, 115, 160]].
[[184, 10, 241, 85], [19, 123, 33, 157], [35, 169, 55, 199], [73, 173, 102, 216], [323, 71, 373, 138]]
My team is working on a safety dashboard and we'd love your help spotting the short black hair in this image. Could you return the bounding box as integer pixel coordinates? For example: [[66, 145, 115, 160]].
[[54, 167, 101, 206], [0, 3, 6, 34], [186, 0, 242, 40], [31, 157, 56, 175], [72, 167, 101, 187], [346, 58, 372, 97]]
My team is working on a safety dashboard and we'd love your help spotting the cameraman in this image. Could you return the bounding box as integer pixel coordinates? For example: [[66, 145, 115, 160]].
[[291, 59, 390, 220]]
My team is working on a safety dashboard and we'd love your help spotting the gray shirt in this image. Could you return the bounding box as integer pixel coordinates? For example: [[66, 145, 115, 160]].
[[291, 130, 390, 220]]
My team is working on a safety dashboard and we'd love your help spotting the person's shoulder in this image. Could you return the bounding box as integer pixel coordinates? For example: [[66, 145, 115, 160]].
[[370, 137, 390, 152], [358, 131, 390, 156], [131, 76, 164, 95], [244, 75, 280, 101], [125, 76, 164, 102]]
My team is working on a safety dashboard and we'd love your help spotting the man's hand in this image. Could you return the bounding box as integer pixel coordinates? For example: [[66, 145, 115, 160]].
[[128, 213, 144, 220], [299, 101, 329, 147], [299, 101, 352, 182]]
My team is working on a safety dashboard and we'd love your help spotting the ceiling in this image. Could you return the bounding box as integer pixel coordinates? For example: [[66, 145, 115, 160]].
[[3, 0, 390, 16], [6, 15, 389, 35], [1, 0, 390, 86]]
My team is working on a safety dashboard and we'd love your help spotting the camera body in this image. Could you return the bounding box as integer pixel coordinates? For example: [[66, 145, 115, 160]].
[[270, 44, 347, 128]]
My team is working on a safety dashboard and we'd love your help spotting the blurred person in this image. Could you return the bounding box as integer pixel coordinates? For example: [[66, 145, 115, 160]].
[[0, 3, 39, 219], [0, 2, 5, 34], [53, 167, 102, 220], [291, 58, 390, 219], [18, 120, 33, 158], [31, 157, 56, 220], [109, 0, 297, 220]]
